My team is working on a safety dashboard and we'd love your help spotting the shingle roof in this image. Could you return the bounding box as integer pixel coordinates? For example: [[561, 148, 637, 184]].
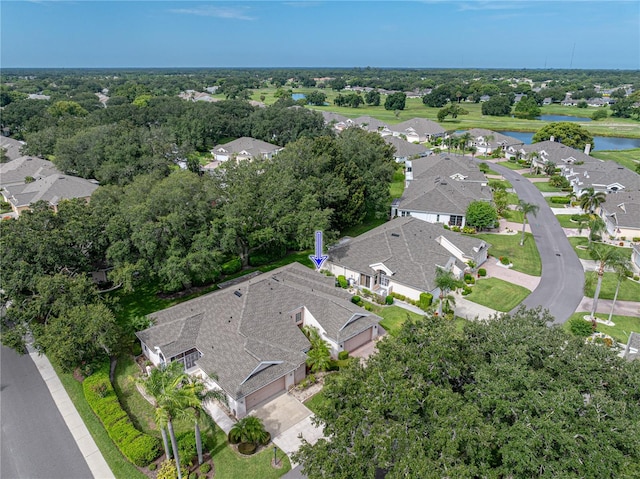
[[519, 140, 594, 164], [400, 178, 492, 216], [328, 217, 488, 293], [383, 136, 431, 159], [600, 190, 640, 229], [391, 118, 445, 136], [0, 137, 25, 162], [137, 262, 382, 400], [0, 156, 60, 188], [211, 137, 282, 158], [563, 160, 640, 193], [353, 116, 390, 132], [463, 128, 524, 149], [411, 153, 488, 183], [3, 173, 99, 208]]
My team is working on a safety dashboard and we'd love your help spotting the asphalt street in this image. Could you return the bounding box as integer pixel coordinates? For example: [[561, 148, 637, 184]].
[[489, 162, 585, 324], [1, 345, 93, 479]]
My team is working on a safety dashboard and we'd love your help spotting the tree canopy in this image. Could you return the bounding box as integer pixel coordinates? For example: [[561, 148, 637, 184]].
[[532, 122, 595, 151], [294, 308, 640, 478], [465, 200, 498, 230]]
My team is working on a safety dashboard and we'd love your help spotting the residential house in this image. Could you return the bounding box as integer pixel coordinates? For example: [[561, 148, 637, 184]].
[[0, 136, 26, 162], [209, 137, 283, 164], [392, 154, 491, 227], [325, 217, 490, 301], [598, 190, 640, 240], [0, 156, 61, 188], [383, 136, 431, 163], [27, 93, 50, 100], [2, 173, 99, 215], [136, 262, 383, 418], [542, 97, 553, 105], [461, 129, 524, 156], [506, 140, 594, 166], [561, 160, 640, 196], [353, 116, 392, 135], [317, 111, 351, 132], [389, 118, 446, 143]]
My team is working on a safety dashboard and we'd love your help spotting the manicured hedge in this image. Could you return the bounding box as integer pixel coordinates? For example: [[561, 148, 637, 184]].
[[337, 275, 348, 288], [83, 365, 161, 467], [418, 292, 433, 311], [221, 257, 242, 275], [550, 196, 571, 204]]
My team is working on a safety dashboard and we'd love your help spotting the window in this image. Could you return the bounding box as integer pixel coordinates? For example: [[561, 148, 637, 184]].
[[295, 311, 302, 324], [449, 215, 463, 226]]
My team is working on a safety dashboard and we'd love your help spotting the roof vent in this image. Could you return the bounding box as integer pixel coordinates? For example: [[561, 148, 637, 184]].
[[391, 233, 400, 237], [440, 181, 448, 185], [234, 290, 242, 297]]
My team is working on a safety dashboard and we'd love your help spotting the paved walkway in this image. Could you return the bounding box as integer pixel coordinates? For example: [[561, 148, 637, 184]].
[[576, 297, 640, 317], [26, 345, 115, 479]]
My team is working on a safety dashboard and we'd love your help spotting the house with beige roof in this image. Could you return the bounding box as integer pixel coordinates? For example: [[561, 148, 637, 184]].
[[383, 136, 432, 163], [325, 217, 490, 301], [389, 118, 445, 143], [136, 262, 382, 418], [0, 136, 26, 162], [599, 190, 640, 241], [460, 129, 524, 156]]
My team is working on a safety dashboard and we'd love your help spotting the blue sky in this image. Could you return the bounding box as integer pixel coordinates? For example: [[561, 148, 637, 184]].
[[2, 1, 639, 69]]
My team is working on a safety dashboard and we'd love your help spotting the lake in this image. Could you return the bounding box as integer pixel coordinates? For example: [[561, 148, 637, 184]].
[[536, 114, 592, 122], [497, 131, 640, 151]]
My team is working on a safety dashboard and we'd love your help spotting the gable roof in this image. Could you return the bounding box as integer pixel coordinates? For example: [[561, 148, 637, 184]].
[[328, 217, 489, 293], [353, 116, 390, 133], [463, 128, 524, 150], [0, 156, 61, 188], [399, 177, 492, 216], [600, 190, 640, 229], [0, 136, 25, 162], [518, 140, 594, 165], [137, 262, 381, 399], [3, 173, 99, 209], [383, 136, 431, 159], [211, 137, 282, 158], [410, 153, 488, 184], [391, 118, 445, 137]]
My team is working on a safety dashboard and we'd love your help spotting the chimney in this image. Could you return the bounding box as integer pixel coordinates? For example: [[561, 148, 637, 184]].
[[550, 136, 555, 142], [584, 143, 591, 155]]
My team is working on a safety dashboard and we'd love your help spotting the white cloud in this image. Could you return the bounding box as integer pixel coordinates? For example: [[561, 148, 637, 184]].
[[169, 6, 256, 21]]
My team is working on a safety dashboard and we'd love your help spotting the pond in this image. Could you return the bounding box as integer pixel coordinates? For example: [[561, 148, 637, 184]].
[[497, 131, 640, 151], [536, 114, 592, 122], [292, 93, 306, 100]]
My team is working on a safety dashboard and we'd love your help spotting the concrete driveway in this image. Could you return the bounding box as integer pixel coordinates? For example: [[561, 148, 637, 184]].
[[250, 392, 325, 466]]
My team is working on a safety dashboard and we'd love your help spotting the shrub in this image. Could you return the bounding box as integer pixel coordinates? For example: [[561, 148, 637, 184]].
[[338, 351, 349, 360], [157, 460, 177, 479], [200, 464, 211, 474], [451, 226, 461, 232], [361, 288, 372, 297], [550, 196, 571, 204], [261, 431, 272, 446], [634, 276, 639, 281], [221, 257, 242, 275], [633, 237, 640, 243], [177, 432, 197, 466], [464, 273, 472, 282], [462, 226, 476, 234], [390, 292, 407, 301], [228, 430, 241, 444], [363, 302, 373, 311], [351, 295, 362, 306], [83, 366, 160, 467], [337, 275, 348, 288], [443, 224, 450, 230], [569, 317, 593, 337], [477, 268, 487, 277], [385, 295, 394, 305], [238, 442, 257, 455], [149, 463, 157, 471], [549, 175, 570, 188], [189, 473, 198, 479], [418, 292, 433, 311], [461, 285, 472, 296]]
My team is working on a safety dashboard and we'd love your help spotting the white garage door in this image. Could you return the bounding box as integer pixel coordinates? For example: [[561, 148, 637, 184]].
[[245, 376, 286, 411], [343, 327, 372, 352]]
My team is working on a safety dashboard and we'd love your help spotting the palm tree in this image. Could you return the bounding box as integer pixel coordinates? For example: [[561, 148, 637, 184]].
[[577, 216, 606, 246], [607, 260, 631, 324], [435, 267, 460, 317], [306, 341, 332, 373], [459, 132, 472, 155], [186, 375, 226, 465], [229, 416, 269, 445], [526, 151, 539, 173], [579, 187, 607, 214], [543, 161, 557, 176], [516, 200, 539, 246], [587, 245, 627, 327], [483, 134, 494, 156]]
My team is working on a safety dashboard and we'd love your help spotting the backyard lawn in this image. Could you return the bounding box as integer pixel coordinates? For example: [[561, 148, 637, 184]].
[[534, 182, 565, 193], [584, 272, 640, 301], [473, 233, 542, 276], [464, 278, 531, 312], [376, 305, 425, 335], [390, 166, 405, 199], [563, 312, 640, 344], [568, 237, 632, 261]]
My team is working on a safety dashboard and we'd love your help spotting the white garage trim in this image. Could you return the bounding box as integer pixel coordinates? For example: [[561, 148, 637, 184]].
[[343, 327, 373, 352]]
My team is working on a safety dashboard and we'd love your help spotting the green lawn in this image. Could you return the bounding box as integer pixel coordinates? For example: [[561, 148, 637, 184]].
[[567, 237, 632, 261], [341, 216, 388, 238], [555, 214, 588, 229], [376, 305, 425, 336], [390, 166, 405, 199], [564, 312, 640, 344], [545, 196, 570, 207], [501, 209, 524, 224], [473, 233, 542, 276], [521, 173, 547, 179], [495, 161, 525, 171], [534, 182, 565, 193], [54, 363, 148, 479], [591, 148, 640, 172], [488, 179, 513, 190], [304, 391, 329, 416], [584, 272, 640, 301], [506, 192, 520, 205], [464, 278, 531, 312], [113, 356, 291, 478]]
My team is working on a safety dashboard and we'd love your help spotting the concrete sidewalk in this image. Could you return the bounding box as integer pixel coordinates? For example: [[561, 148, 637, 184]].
[[576, 297, 640, 317], [27, 345, 115, 479]]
